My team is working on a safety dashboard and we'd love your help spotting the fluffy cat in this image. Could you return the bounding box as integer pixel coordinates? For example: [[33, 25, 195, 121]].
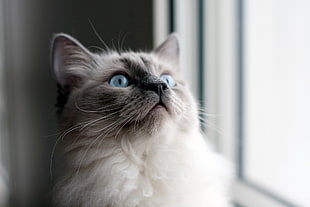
[[51, 33, 231, 207]]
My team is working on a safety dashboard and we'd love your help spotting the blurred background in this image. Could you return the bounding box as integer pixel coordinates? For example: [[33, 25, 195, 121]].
[[0, 0, 309, 207]]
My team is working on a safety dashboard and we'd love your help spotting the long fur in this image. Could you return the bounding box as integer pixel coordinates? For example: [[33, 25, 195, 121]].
[[51, 33, 231, 207]]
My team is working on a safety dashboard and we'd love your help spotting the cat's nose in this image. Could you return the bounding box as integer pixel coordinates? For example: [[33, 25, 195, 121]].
[[145, 82, 168, 96], [141, 77, 168, 96]]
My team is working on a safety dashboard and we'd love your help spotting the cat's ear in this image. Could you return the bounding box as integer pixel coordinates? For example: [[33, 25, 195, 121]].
[[51, 33, 95, 91], [153, 33, 180, 66]]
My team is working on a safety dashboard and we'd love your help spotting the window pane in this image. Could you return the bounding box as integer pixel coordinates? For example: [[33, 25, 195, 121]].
[[243, 0, 310, 206]]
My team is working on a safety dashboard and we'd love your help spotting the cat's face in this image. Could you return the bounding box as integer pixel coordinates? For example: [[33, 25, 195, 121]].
[[52, 34, 198, 140]]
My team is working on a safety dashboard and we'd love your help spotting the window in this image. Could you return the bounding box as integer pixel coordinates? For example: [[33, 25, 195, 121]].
[[241, 0, 310, 206], [154, 0, 309, 206]]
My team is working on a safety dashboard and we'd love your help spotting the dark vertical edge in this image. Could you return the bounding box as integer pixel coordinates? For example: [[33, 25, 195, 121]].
[[169, 0, 175, 32], [2, 0, 16, 206], [198, 0, 206, 132], [149, 0, 154, 49], [237, 0, 244, 179]]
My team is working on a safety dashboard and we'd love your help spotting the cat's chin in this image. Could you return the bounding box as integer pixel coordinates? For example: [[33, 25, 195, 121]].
[[131, 103, 171, 135]]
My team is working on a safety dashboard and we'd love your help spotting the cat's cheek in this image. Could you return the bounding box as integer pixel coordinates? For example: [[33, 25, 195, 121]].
[[163, 94, 184, 118]]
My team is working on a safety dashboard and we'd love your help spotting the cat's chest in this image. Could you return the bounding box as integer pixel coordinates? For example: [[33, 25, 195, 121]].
[[84, 141, 188, 198], [71, 147, 168, 206], [58, 133, 228, 207], [93, 145, 178, 187]]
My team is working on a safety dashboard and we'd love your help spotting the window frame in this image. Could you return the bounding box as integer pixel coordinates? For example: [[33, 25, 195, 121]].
[[154, 0, 299, 206], [206, 0, 301, 206], [235, 0, 305, 206], [153, 0, 200, 98]]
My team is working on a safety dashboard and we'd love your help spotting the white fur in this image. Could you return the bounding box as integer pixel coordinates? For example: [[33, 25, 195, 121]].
[[54, 122, 231, 207]]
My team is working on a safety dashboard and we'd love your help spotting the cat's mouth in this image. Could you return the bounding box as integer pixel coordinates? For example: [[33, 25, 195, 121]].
[[151, 100, 168, 112]]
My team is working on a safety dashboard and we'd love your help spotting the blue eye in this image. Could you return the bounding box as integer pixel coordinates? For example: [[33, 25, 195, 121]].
[[160, 74, 176, 87], [109, 74, 130, 87]]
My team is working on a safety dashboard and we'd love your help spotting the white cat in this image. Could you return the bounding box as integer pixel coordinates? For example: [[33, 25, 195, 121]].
[[51, 33, 231, 207]]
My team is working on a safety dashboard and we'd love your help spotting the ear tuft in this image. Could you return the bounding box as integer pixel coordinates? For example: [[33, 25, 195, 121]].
[[51, 33, 94, 91], [153, 33, 180, 65]]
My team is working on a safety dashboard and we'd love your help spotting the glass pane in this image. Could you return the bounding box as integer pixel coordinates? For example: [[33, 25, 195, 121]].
[[243, 0, 310, 206]]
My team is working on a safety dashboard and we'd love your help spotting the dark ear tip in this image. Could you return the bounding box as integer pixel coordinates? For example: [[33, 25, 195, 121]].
[[51, 33, 92, 57], [153, 33, 180, 55], [51, 33, 71, 56], [52, 33, 78, 48], [53, 33, 74, 40], [53, 33, 68, 40]]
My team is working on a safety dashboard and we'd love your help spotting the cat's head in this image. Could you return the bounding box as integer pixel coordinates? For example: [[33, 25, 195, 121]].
[[51, 33, 199, 139]]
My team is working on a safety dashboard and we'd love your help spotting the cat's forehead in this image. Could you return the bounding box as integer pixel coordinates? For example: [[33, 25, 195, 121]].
[[118, 52, 156, 74], [98, 51, 174, 76]]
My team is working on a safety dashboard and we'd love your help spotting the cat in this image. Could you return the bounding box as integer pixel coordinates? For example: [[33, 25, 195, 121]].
[[51, 33, 231, 207]]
